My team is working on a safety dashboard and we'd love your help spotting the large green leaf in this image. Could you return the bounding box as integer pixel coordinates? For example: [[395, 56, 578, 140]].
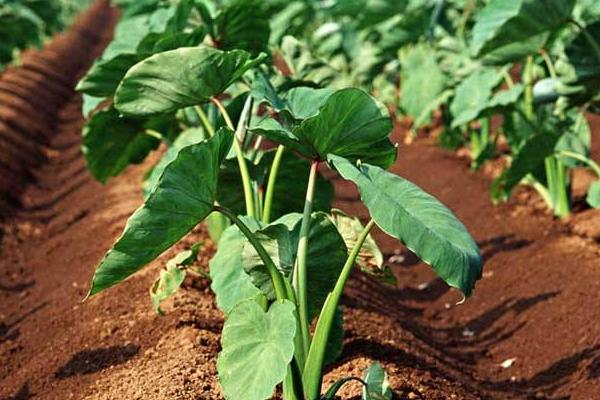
[[217, 300, 296, 400], [88, 130, 233, 296], [242, 212, 348, 319], [115, 46, 266, 117], [77, 2, 198, 99], [470, 0, 575, 64], [143, 128, 207, 198], [450, 68, 504, 128], [77, 29, 207, 99], [210, 218, 264, 314], [329, 155, 482, 297], [254, 85, 335, 122], [82, 107, 161, 184], [399, 44, 447, 128], [77, 54, 141, 97], [251, 88, 396, 168], [242, 222, 296, 297]]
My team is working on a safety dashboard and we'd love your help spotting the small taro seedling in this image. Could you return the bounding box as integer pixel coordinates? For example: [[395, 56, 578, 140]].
[[85, 43, 483, 399]]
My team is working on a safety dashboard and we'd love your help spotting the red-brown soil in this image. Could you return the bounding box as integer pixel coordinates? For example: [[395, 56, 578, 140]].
[[1, 4, 600, 400]]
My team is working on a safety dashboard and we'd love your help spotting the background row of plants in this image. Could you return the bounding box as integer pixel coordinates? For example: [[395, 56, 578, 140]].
[[0, 0, 93, 70], [72, 0, 598, 399], [79, 0, 600, 219]]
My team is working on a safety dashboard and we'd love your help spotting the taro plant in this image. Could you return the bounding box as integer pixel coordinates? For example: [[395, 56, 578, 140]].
[[85, 46, 483, 399], [79, 1, 485, 398]]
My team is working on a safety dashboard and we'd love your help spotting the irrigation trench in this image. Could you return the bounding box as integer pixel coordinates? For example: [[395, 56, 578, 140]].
[[1, 2, 600, 399]]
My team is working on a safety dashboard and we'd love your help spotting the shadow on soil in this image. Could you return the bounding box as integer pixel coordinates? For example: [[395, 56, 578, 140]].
[[1, 383, 33, 400], [478, 234, 532, 262], [0, 280, 35, 293], [1, 383, 31, 400], [0, 302, 47, 344], [55, 344, 140, 379], [481, 345, 600, 398], [345, 272, 584, 397]]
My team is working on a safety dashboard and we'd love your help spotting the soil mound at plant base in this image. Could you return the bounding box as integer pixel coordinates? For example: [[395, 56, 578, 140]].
[[2, 6, 600, 399]]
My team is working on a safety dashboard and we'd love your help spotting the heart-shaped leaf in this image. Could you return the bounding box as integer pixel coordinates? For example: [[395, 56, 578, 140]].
[[470, 0, 575, 64], [210, 217, 264, 314], [251, 88, 396, 168], [77, 54, 141, 98], [143, 127, 208, 198], [329, 155, 482, 297], [78, 3, 189, 97], [115, 46, 266, 116], [88, 129, 233, 296], [253, 84, 335, 121], [82, 107, 162, 184], [217, 299, 296, 400], [242, 212, 348, 318]]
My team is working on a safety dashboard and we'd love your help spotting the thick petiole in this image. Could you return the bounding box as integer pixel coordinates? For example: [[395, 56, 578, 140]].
[[212, 97, 256, 218], [303, 219, 376, 399], [294, 160, 319, 358], [262, 145, 285, 223]]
